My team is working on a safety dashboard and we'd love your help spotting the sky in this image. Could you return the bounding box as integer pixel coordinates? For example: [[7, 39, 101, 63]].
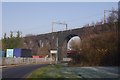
[[2, 2, 118, 37]]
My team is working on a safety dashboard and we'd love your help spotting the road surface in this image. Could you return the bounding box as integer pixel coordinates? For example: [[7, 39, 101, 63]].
[[1, 64, 120, 79], [2, 64, 48, 79]]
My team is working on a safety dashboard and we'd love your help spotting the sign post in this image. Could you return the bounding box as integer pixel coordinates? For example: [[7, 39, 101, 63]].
[[50, 50, 58, 64]]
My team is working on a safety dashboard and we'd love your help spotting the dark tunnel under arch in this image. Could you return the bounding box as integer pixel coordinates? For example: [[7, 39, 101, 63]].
[[65, 34, 79, 42]]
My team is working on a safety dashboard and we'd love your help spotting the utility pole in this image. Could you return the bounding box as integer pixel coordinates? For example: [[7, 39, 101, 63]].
[[104, 10, 106, 24], [51, 21, 67, 48], [51, 21, 68, 61], [52, 22, 68, 32], [51, 21, 68, 50], [104, 9, 118, 36], [104, 10, 118, 24]]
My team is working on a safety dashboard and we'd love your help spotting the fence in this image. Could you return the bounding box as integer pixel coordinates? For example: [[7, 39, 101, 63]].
[[0, 57, 53, 66]]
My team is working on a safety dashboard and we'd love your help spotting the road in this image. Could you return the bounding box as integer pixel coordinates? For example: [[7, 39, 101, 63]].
[[1, 64, 120, 79], [2, 64, 49, 79]]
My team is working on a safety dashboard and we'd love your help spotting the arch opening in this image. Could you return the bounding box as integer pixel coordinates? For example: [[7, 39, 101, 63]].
[[65, 34, 78, 42], [60, 34, 81, 61]]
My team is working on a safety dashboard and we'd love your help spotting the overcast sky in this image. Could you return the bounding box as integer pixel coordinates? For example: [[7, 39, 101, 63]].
[[2, 2, 118, 37]]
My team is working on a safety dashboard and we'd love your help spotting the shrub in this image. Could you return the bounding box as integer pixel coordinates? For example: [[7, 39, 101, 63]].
[[81, 31, 118, 66]]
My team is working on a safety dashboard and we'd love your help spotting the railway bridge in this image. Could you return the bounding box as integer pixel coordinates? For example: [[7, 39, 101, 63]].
[[22, 24, 109, 61]]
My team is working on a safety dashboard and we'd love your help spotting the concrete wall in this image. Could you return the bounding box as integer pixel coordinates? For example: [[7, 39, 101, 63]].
[[0, 58, 52, 66]]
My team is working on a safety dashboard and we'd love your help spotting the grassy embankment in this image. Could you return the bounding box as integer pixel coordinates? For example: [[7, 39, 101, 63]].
[[27, 64, 81, 79]]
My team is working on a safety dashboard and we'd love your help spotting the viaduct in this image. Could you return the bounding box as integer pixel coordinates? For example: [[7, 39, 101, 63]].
[[22, 23, 117, 61]]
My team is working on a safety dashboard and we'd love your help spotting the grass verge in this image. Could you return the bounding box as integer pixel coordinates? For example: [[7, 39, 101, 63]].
[[27, 64, 63, 78]]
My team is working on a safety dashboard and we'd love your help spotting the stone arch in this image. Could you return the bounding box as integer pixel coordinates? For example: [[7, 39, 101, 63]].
[[60, 34, 81, 60], [65, 34, 79, 42]]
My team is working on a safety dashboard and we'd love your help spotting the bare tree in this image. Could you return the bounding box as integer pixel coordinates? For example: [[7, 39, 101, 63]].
[[107, 8, 118, 24]]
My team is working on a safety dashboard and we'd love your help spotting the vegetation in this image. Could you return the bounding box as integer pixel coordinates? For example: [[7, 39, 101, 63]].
[[80, 31, 118, 66], [28, 65, 62, 78], [2, 31, 22, 51], [68, 9, 119, 66], [27, 64, 80, 79]]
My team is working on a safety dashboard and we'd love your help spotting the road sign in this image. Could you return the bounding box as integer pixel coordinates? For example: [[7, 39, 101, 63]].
[[50, 50, 57, 54]]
